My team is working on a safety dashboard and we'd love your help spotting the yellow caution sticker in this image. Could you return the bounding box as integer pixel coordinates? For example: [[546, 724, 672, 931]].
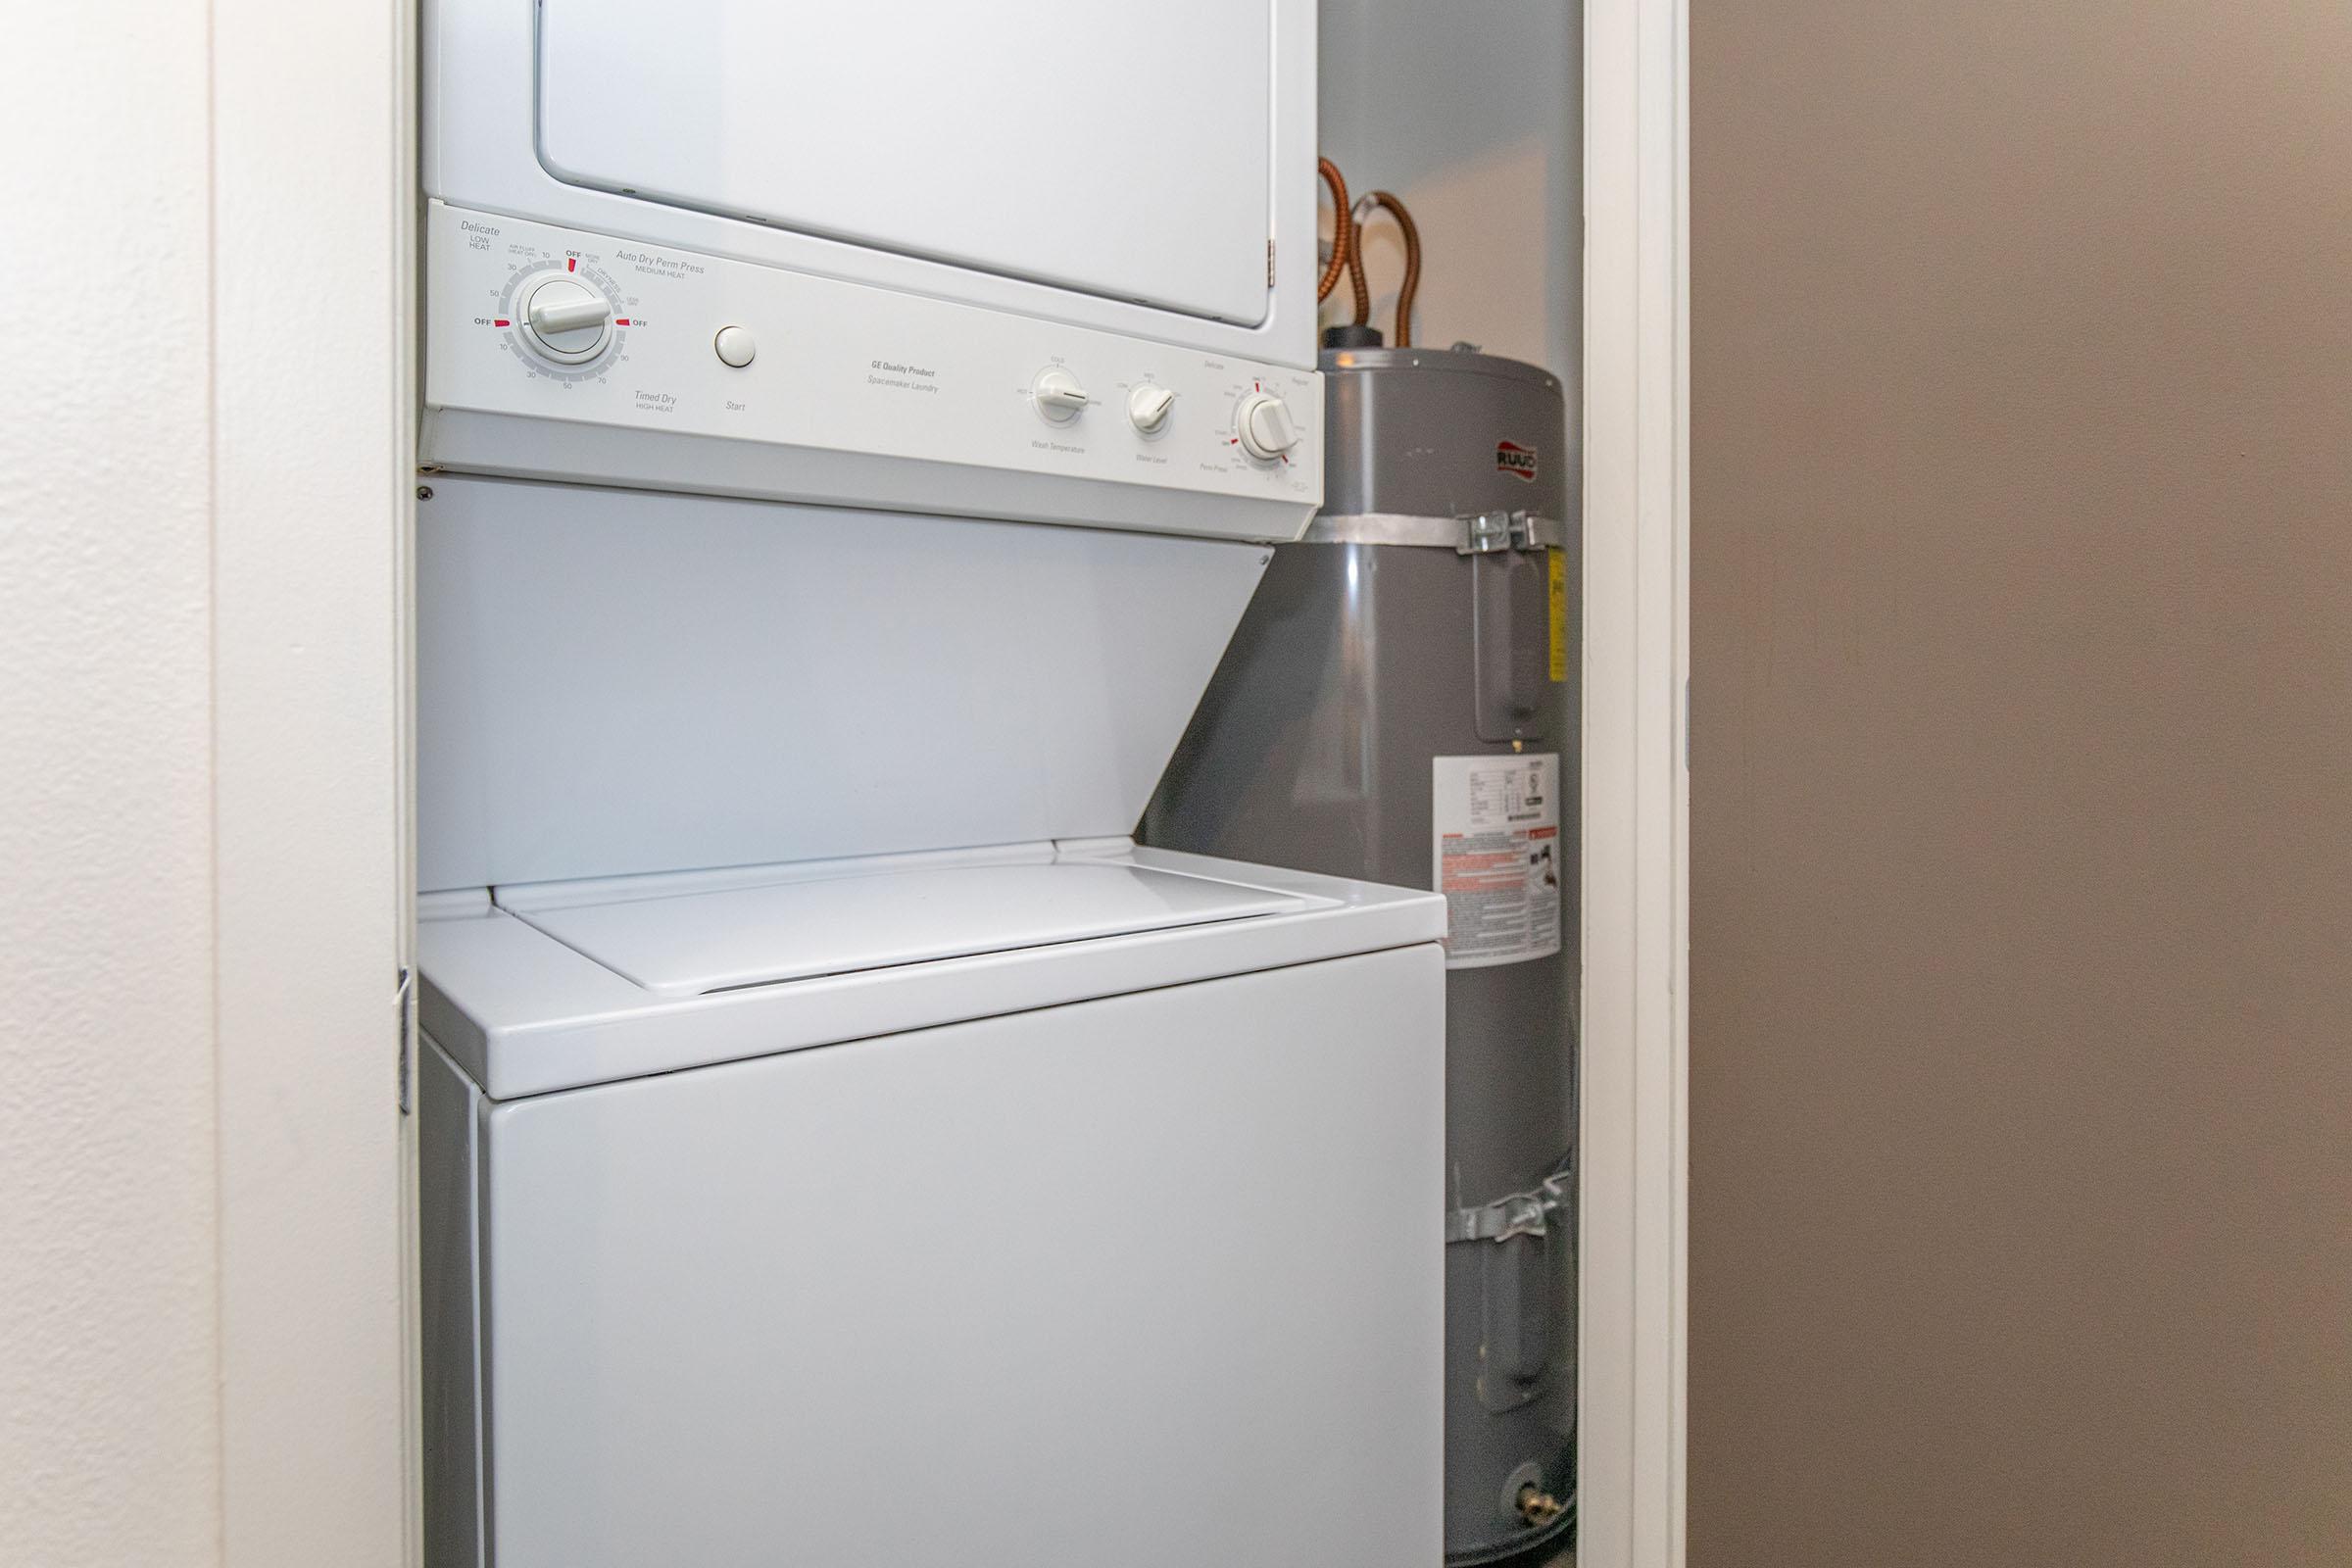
[[1546, 550, 1569, 682]]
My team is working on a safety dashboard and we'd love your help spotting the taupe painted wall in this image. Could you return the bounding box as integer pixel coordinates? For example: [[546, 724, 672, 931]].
[[1690, 5, 2352, 1563]]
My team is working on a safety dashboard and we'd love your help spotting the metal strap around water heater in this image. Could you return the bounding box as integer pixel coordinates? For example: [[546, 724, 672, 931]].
[[1303, 510, 1570, 554]]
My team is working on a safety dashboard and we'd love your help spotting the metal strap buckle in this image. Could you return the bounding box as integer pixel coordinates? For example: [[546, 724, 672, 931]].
[[1461, 509, 1520, 555], [1445, 1168, 1574, 1245], [1458, 509, 1565, 555]]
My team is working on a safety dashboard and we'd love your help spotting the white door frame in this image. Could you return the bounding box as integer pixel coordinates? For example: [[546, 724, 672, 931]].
[[1579, 0, 1690, 1562], [211, 0, 417, 1561]]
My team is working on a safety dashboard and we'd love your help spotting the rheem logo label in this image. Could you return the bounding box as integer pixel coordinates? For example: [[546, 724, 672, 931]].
[[1496, 440, 1539, 482]]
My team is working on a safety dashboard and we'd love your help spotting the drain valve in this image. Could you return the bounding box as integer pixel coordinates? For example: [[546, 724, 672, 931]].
[[1516, 1484, 1567, 1528]]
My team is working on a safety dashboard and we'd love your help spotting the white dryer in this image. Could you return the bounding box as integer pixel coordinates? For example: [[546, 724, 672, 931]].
[[426, 0, 1319, 355], [421, 0, 1324, 529]]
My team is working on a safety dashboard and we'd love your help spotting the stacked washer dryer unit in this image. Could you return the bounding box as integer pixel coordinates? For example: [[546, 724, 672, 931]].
[[1150, 346, 1580, 1563], [414, 6, 1445, 1567]]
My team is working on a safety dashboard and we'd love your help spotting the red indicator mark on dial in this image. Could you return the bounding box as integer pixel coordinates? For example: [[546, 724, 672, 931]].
[[493, 318, 510, 327], [566, 257, 577, 272], [613, 318, 631, 326]]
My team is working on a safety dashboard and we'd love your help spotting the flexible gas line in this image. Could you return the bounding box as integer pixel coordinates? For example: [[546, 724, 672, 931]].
[[1317, 156, 1364, 318], [1317, 160, 1425, 346], [1348, 189, 1424, 347]]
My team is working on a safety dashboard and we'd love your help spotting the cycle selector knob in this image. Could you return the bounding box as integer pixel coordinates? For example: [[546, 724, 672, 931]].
[[1127, 383, 1177, 434], [1235, 390, 1300, 461], [1033, 368, 1090, 422], [517, 273, 614, 364]]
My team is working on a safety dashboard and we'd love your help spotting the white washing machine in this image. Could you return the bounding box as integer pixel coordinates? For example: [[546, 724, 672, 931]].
[[415, 5, 1445, 1562], [419, 846, 1443, 1568]]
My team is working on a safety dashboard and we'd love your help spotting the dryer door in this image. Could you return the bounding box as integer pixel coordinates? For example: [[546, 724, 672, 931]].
[[536, 0, 1275, 325]]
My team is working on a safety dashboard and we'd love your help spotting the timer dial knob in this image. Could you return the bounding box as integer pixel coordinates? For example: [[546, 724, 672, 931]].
[[1032, 368, 1090, 422], [1235, 390, 1300, 461], [518, 274, 614, 364]]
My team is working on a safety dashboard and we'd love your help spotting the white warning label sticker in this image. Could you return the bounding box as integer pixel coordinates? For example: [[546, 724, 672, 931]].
[[1432, 753, 1563, 969]]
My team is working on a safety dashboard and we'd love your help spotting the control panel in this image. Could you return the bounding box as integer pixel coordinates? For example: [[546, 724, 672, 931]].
[[422, 205, 1322, 539]]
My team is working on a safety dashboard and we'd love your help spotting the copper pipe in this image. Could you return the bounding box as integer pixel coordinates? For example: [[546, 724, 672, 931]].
[[1346, 202, 1372, 327], [1315, 157, 1360, 311], [1349, 189, 1423, 346]]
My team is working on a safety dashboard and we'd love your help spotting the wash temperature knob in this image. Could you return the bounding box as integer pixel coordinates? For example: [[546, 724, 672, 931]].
[[1033, 368, 1090, 421], [1236, 390, 1300, 460], [517, 274, 613, 364]]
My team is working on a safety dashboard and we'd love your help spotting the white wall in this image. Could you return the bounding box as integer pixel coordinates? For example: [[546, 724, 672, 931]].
[[1, 4, 413, 1565], [0, 6, 223, 1562], [1318, 0, 1584, 391]]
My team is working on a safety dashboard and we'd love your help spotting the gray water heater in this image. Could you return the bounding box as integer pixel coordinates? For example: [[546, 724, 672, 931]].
[[1148, 347, 1578, 1564]]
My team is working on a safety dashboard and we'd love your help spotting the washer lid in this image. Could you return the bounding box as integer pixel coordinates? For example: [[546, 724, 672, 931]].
[[496, 854, 1323, 1000]]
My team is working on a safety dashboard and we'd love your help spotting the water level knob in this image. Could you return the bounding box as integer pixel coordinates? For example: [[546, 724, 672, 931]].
[[1128, 383, 1177, 434]]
